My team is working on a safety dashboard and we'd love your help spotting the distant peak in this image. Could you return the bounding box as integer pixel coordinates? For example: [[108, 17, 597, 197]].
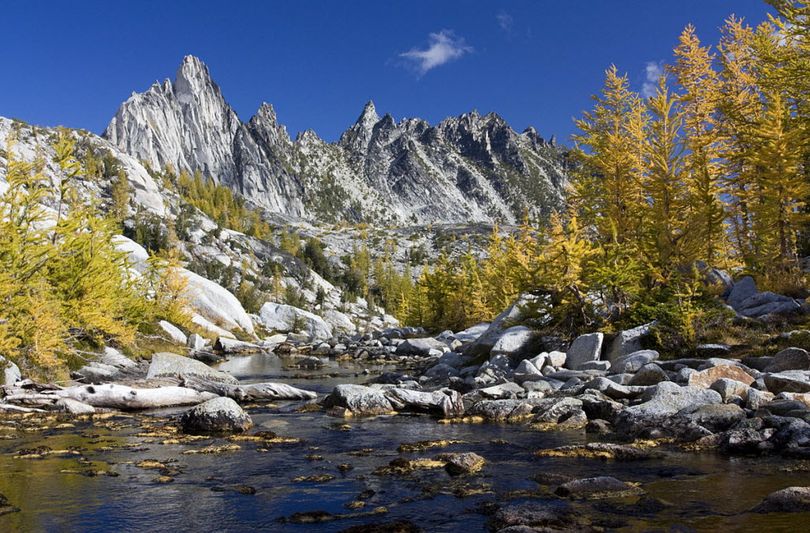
[[356, 100, 380, 129], [175, 55, 215, 97], [256, 102, 277, 120]]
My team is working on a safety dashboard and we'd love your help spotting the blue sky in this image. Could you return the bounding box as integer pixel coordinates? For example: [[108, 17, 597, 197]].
[[0, 1, 773, 144]]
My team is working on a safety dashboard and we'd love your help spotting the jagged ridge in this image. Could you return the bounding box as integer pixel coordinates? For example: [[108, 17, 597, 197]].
[[105, 55, 569, 225]]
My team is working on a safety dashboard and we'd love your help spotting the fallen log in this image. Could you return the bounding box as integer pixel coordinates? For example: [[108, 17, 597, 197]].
[[55, 383, 217, 410], [0, 403, 46, 413], [181, 375, 317, 401]]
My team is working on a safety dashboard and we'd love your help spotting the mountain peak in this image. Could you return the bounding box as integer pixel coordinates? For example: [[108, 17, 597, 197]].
[[175, 55, 216, 99], [256, 102, 277, 122], [357, 100, 380, 129]]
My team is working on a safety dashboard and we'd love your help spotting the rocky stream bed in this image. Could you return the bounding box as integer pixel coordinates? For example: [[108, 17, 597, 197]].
[[2, 352, 810, 532]]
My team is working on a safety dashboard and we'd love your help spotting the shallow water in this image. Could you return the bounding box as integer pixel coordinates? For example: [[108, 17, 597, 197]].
[[1, 355, 810, 532]]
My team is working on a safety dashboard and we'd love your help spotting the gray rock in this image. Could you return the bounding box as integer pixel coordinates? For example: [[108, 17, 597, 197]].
[[680, 403, 746, 432], [742, 355, 774, 372], [72, 362, 120, 383], [322, 384, 394, 415], [703, 266, 734, 297], [383, 387, 464, 417], [737, 292, 801, 318], [531, 397, 587, 427], [547, 351, 567, 368], [463, 294, 538, 358], [452, 323, 490, 345], [180, 397, 252, 434], [727, 276, 757, 309], [493, 502, 580, 530], [629, 363, 668, 386], [722, 428, 768, 454], [752, 487, 810, 513], [583, 377, 646, 400], [395, 337, 448, 357], [763, 371, 810, 394], [513, 359, 543, 383], [746, 388, 775, 410], [479, 382, 525, 400], [436, 351, 467, 368], [158, 320, 188, 345], [147, 352, 238, 384], [101, 347, 136, 369], [710, 378, 751, 402], [442, 452, 485, 475], [467, 398, 543, 422], [258, 302, 332, 341], [611, 349, 659, 374], [623, 381, 722, 419], [564, 333, 603, 370], [579, 360, 611, 371], [214, 337, 263, 354], [579, 392, 624, 422], [765, 347, 810, 373], [423, 363, 459, 381], [606, 324, 653, 363], [759, 399, 808, 417], [555, 476, 644, 499], [187, 333, 207, 351], [490, 326, 542, 361]]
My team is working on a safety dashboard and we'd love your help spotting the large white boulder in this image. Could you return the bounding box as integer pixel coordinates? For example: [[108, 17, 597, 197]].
[[181, 268, 254, 335], [159, 320, 188, 345], [112, 235, 150, 273], [322, 309, 357, 335], [258, 302, 333, 342]]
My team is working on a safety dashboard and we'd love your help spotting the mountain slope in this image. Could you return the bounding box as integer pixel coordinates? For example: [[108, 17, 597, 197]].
[[104, 56, 569, 225]]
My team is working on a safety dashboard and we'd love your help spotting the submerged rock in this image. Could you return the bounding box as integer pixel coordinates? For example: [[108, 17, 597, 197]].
[[554, 476, 644, 499], [180, 397, 253, 434], [492, 501, 583, 531], [752, 486, 810, 513], [441, 452, 486, 475], [536, 442, 664, 461]]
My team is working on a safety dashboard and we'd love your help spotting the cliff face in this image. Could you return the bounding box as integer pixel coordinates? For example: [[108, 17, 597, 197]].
[[104, 55, 569, 225]]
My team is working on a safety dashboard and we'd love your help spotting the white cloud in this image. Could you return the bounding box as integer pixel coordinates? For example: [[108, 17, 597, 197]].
[[399, 30, 472, 76], [642, 61, 663, 98], [497, 12, 514, 33]]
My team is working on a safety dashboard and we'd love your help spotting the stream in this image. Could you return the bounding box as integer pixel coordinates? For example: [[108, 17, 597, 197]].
[[1, 354, 809, 532]]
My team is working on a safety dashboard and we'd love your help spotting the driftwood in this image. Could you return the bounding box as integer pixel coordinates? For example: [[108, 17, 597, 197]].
[[181, 375, 317, 401], [55, 383, 217, 410], [1, 382, 216, 411], [0, 403, 46, 413]]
